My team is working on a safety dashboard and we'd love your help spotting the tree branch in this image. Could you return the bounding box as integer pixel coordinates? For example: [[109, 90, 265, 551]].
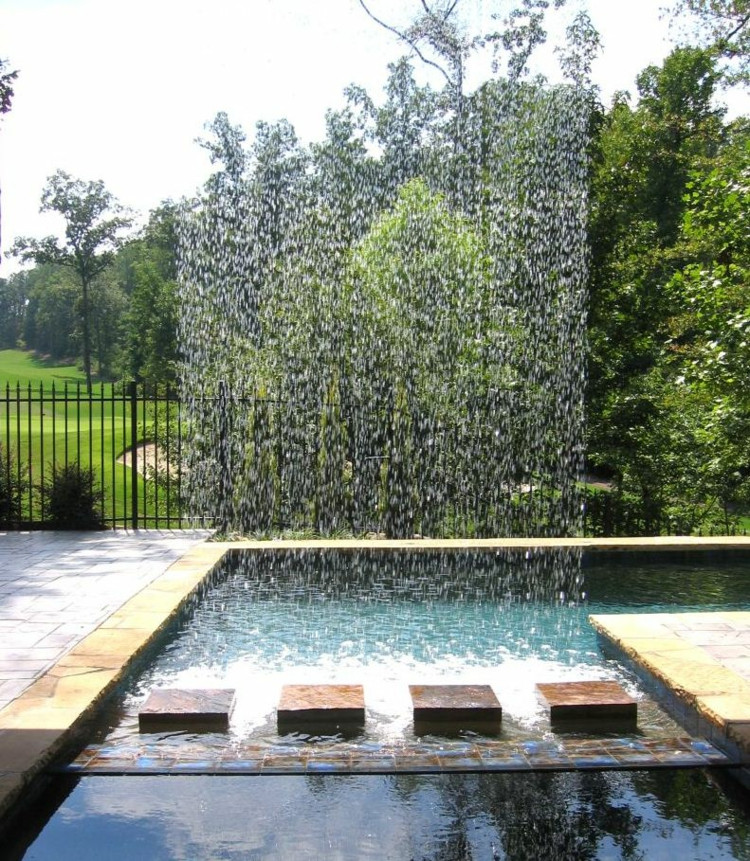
[[723, 11, 750, 45], [444, 0, 461, 21], [357, 0, 454, 86]]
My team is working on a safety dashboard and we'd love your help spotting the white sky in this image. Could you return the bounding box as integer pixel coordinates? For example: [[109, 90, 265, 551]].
[[1, 0, 748, 273]]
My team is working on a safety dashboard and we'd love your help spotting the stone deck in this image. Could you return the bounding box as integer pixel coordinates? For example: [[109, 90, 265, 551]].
[[0, 530, 221, 822], [590, 610, 750, 786]]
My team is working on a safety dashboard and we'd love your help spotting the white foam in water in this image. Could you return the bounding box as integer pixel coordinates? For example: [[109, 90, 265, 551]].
[[130, 656, 593, 743], [160, 653, 624, 741]]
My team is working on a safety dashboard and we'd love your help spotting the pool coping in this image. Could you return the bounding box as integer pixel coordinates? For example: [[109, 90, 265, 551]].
[[590, 610, 750, 788], [2, 535, 750, 821]]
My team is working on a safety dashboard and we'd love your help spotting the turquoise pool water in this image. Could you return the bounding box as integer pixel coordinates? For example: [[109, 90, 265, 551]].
[[96, 548, 749, 746]]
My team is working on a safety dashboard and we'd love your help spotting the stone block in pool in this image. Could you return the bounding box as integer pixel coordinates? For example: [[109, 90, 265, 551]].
[[277, 684, 365, 734], [138, 688, 235, 732], [536, 680, 637, 729], [410, 684, 502, 736]]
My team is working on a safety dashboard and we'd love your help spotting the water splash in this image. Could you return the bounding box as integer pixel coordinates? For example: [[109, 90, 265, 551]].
[[177, 78, 589, 541]]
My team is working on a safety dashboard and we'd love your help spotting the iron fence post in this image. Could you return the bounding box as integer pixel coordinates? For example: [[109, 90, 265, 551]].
[[129, 381, 139, 529]]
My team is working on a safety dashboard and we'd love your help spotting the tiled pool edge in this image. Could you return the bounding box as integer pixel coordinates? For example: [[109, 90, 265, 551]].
[[59, 735, 733, 776], [0, 541, 228, 823], [590, 611, 750, 790], [2, 536, 750, 823]]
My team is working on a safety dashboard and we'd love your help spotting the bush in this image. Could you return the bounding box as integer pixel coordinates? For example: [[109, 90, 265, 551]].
[[0, 444, 22, 527], [40, 462, 105, 530]]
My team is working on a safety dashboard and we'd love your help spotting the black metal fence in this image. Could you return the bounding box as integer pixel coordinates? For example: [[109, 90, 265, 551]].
[[4, 381, 742, 536], [0, 382, 190, 530]]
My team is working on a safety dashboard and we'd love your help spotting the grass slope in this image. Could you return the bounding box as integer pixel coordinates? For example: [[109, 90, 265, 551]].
[[0, 349, 89, 390]]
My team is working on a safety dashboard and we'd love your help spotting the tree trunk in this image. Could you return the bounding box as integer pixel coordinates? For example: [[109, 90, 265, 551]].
[[81, 275, 93, 392]]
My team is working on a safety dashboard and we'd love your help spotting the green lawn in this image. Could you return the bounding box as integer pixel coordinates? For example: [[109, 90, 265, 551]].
[[0, 349, 91, 390], [1, 350, 181, 526]]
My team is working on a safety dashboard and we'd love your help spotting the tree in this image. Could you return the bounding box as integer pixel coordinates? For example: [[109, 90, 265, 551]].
[[665, 122, 750, 527], [357, 0, 569, 91], [118, 202, 180, 385], [356, 0, 574, 204], [347, 178, 519, 535], [668, 0, 750, 83], [0, 272, 29, 348], [22, 265, 79, 360], [586, 49, 725, 485], [11, 171, 132, 390], [0, 57, 17, 117]]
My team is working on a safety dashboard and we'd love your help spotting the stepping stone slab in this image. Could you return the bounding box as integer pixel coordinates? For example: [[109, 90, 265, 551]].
[[277, 684, 365, 730], [138, 688, 235, 731], [410, 684, 503, 724], [536, 680, 637, 728]]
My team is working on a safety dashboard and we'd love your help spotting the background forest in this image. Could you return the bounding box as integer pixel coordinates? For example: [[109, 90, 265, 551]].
[[1, 0, 748, 536]]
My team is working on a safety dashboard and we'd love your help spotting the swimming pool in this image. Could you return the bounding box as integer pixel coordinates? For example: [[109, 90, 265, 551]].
[[88, 548, 748, 749], [5, 548, 750, 859]]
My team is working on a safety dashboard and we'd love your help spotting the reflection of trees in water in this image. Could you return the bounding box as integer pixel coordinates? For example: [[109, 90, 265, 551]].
[[469, 771, 642, 861], [630, 769, 750, 861], [393, 769, 749, 860]]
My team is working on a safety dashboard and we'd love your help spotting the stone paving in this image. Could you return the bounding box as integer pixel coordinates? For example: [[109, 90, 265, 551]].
[[0, 529, 218, 821], [590, 610, 750, 784], [0, 530, 212, 711]]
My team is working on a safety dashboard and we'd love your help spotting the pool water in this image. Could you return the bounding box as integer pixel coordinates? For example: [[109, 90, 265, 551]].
[[7, 767, 750, 859], [94, 548, 750, 748]]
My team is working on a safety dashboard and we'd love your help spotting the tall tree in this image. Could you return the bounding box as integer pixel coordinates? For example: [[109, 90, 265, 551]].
[[586, 47, 735, 533], [0, 57, 17, 116], [0, 271, 28, 348], [118, 201, 180, 385], [11, 171, 132, 390], [356, 0, 572, 205], [21, 265, 80, 360]]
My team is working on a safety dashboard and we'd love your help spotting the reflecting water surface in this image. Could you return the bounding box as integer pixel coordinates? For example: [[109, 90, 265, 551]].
[[13, 769, 750, 860]]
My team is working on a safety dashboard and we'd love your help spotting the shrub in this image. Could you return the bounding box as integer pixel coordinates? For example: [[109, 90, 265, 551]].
[[0, 444, 22, 527], [40, 462, 105, 530]]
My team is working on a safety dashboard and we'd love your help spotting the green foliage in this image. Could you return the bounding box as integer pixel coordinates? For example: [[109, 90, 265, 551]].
[[668, 0, 750, 84], [0, 274, 28, 349], [348, 177, 508, 403], [0, 57, 18, 117], [346, 177, 515, 535], [0, 442, 22, 527], [39, 462, 105, 530], [663, 123, 750, 529], [20, 265, 80, 361], [128, 261, 178, 385], [116, 202, 180, 385], [10, 171, 132, 390], [586, 42, 749, 535], [316, 375, 349, 534]]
